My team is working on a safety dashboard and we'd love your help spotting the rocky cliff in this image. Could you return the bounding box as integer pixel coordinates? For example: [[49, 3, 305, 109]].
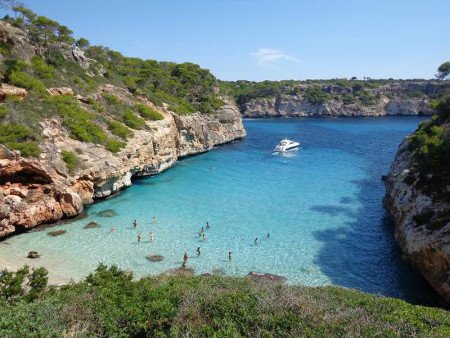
[[0, 95, 245, 238], [236, 81, 450, 117], [384, 127, 450, 304]]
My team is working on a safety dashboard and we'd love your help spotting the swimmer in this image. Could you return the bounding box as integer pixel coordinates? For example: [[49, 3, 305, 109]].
[[149, 232, 154, 241], [206, 222, 210, 229], [202, 233, 207, 241], [228, 251, 232, 261], [182, 252, 188, 267], [197, 246, 201, 256], [110, 226, 116, 233], [255, 237, 258, 245], [137, 233, 142, 243], [133, 220, 137, 229], [152, 217, 158, 224], [266, 233, 270, 238], [201, 226, 205, 233]]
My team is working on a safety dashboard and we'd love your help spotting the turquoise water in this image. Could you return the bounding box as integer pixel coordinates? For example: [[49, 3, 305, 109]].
[[1, 117, 434, 303]]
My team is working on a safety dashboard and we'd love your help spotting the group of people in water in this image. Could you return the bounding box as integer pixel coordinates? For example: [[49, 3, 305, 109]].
[[110, 217, 270, 269]]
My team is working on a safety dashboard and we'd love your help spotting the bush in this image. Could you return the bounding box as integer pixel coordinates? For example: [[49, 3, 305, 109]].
[[106, 138, 125, 153], [103, 94, 120, 105], [304, 86, 329, 105], [9, 71, 46, 92], [0, 105, 6, 119], [134, 103, 163, 120], [0, 123, 40, 157], [31, 56, 54, 79], [61, 150, 78, 171], [123, 109, 146, 129], [107, 120, 133, 139]]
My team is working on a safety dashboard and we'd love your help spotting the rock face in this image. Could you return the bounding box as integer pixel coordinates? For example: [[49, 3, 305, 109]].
[[384, 140, 450, 304], [239, 81, 450, 117], [0, 83, 27, 101], [0, 99, 245, 238]]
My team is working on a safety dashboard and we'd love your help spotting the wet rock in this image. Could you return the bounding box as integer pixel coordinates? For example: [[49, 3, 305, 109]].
[[27, 251, 40, 259], [164, 266, 194, 276], [97, 209, 118, 217], [146, 254, 164, 262], [84, 221, 101, 229], [47, 229, 66, 237], [247, 272, 287, 284]]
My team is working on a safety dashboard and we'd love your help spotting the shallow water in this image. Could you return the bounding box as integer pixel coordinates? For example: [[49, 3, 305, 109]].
[[0, 117, 434, 303]]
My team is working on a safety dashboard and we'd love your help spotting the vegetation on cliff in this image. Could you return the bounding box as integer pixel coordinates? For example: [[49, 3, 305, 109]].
[[0, 6, 224, 158], [1, 264, 449, 337], [220, 78, 446, 109]]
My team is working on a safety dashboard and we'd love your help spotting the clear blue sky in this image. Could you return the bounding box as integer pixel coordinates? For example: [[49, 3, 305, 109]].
[[9, 0, 450, 81]]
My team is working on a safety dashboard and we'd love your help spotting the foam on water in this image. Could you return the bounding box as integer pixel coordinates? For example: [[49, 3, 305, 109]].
[[0, 117, 434, 303]]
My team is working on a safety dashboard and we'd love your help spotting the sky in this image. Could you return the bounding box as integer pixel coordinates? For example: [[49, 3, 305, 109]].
[[6, 0, 450, 81]]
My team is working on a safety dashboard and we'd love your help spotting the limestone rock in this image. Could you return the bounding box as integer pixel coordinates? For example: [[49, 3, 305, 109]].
[[47, 229, 67, 237], [46, 87, 74, 96], [27, 251, 40, 259], [0, 83, 27, 101]]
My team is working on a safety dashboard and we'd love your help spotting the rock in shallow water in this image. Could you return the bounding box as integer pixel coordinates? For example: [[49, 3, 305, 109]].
[[47, 229, 66, 237], [247, 272, 287, 284], [27, 251, 40, 259], [97, 209, 118, 217], [84, 221, 101, 229], [146, 255, 164, 262]]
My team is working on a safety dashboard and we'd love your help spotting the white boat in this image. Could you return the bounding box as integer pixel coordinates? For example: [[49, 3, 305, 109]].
[[274, 138, 300, 152]]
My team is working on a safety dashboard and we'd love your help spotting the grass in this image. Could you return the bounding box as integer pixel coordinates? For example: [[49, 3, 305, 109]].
[[0, 123, 40, 157], [135, 103, 164, 120], [61, 150, 78, 172], [0, 265, 449, 337]]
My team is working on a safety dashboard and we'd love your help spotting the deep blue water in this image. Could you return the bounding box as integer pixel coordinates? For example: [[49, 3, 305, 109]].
[[1, 117, 435, 304]]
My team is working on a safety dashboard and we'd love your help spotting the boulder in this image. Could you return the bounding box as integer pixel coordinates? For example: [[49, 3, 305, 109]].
[[97, 209, 118, 217], [46, 87, 74, 96], [146, 254, 164, 262], [27, 251, 40, 259], [47, 229, 66, 237], [0, 83, 27, 101], [84, 221, 100, 229]]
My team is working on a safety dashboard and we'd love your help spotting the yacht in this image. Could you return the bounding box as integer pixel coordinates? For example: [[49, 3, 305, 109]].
[[274, 138, 300, 152]]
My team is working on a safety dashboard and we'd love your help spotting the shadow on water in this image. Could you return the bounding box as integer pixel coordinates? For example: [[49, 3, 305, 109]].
[[304, 120, 442, 306]]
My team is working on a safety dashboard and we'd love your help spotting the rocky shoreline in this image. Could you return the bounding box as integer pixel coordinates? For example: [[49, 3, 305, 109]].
[[384, 140, 450, 305], [0, 98, 246, 239]]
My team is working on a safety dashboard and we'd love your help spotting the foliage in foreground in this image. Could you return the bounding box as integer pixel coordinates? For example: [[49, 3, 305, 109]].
[[0, 265, 449, 337]]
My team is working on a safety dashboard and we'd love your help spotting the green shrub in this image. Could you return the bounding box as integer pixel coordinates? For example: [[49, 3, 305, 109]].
[[107, 120, 133, 139], [0, 123, 40, 157], [9, 71, 46, 92], [31, 56, 54, 79], [61, 150, 78, 171], [304, 86, 329, 105], [46, 95, 107, 144], [134, 103, 163, 120], [123, 109, 146, 129], [106, 138, 125, 153], [0, 105, 6, 119], [103, 94, 120, 105]]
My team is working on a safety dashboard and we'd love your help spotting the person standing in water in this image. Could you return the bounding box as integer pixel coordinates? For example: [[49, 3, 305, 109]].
[[149, 232, 154, 241], [228, 251, 232, 261], [110, 226, 116, 233], [133, 220, 137, 229], [137, 233, 142, 243], [202, 233, 207, 241], [255, 237, 258, 245], [197, 247, 201, 256], [182, 252, 188, 268], [152, 217, 158, 225], [266, 233, 270, 238], [206, 222, 210, 229]]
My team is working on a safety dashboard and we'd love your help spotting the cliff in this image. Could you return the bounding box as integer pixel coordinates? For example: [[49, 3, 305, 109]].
[[0, 94, 245, 238], [384, 99, 450, 304], [223, 80, 450, 117]]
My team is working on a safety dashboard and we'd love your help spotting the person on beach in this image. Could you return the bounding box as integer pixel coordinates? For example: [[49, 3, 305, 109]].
[[228, 251, 232, 261], [137, 233, 142, 243], [182, 252, 188, 267], [255, 237, 258, 245], [206, 222, 210, 229], [197, 247, 201, 256], [149, 232, 154, 241], [133, 220, 137, 229]]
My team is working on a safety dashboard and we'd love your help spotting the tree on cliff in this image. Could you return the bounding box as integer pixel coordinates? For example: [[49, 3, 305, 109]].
[[436, 62, 450, 80]]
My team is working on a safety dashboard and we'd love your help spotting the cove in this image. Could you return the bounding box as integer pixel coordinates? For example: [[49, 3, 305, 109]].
[[0, 117, 435, 303]]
